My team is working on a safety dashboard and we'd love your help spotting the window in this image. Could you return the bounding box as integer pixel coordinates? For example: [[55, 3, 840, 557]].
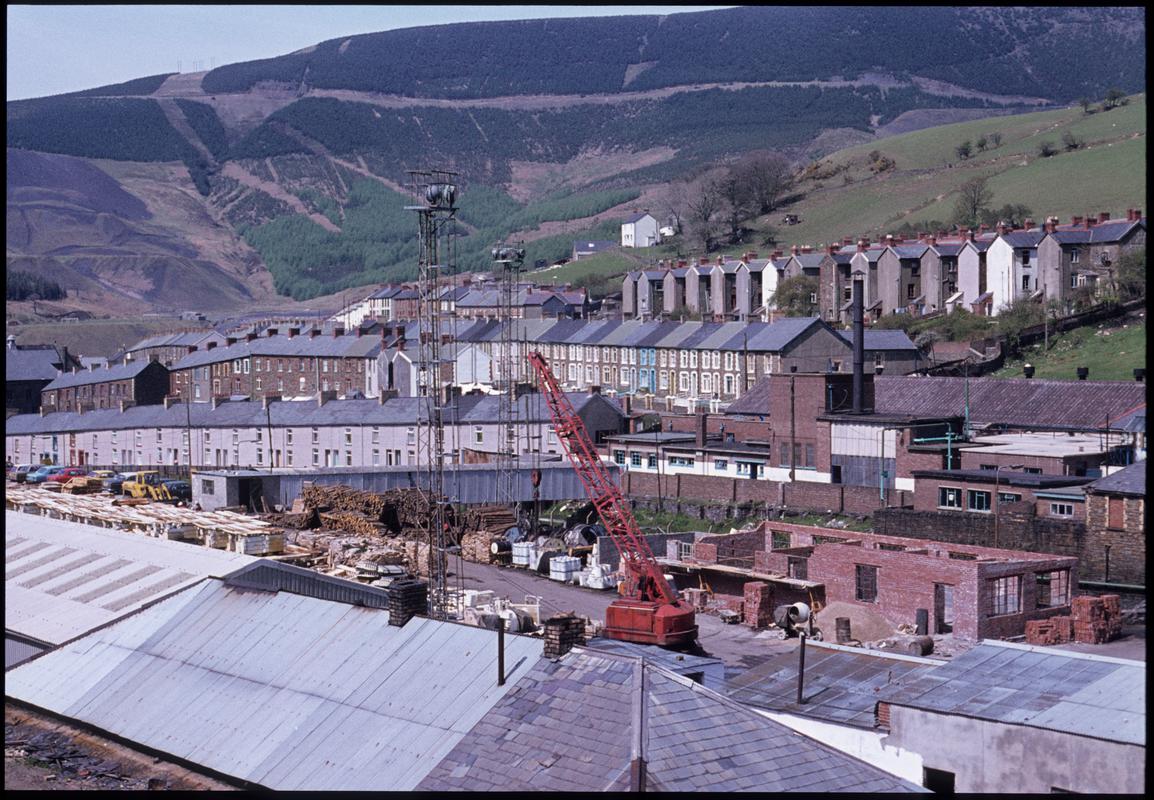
[[1022, 275, 1031, 292], [771, 531, 791, 550], [968, 489, 992, 512], [988, 575, 1021, 615], [256, 449, 263, 465], [907, 284, 915, 299], [346, 452, 353, 466], [647, 455, 657, 468], [474, 426, 484, 444], [779, 442, 790, 467], [1070, 248, 1080, 263], [312, 448, 319, 466], [372, 449, 380, 466], [202, 479, 215, 496], [630, 452, 641, 467], [1069, 273, 1078, 289], [255, 429, 263, 442], [855, 565, 878, 602], [714, 459, 728, 471], [1023, 467, 1042, 475], [659, 371, 668, 390], [809, 291, 818, 304], [787, 557, 808, 580], [299, 376, 307, 392], [1049, 502, 1075, 517], [243, 358, 251, 374], [311, 427, 319, 444], [1036, 570, 1070, 607], [689, 351, 697, 368], [613, 450, 626, 465], [938, 487, 963, 509], [286, 429, 294, 444], [998, 492, 1021, 503], [712, 352, 720, 369], [923, 767, 955, 794]]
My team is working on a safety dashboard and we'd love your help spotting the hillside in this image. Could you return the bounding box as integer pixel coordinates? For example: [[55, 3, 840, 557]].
[[994, 318, 1146, 382], [5, 6, 1146, 311]]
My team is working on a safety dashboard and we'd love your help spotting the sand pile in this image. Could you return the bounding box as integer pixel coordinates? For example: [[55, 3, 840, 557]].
[[814, 601, 899, 643]]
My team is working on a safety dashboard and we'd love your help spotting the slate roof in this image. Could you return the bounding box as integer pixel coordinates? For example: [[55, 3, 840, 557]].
[[792, 253, 826, 269], [5, 392, 617, 435], [933, 243, 964, 256], [873, 376, 1147, 430], [42, 359, 159, 391], [6, 346, 67, 382], [1047, 219, 1144, 244], [1086, 461, 1145, 497], [1000, 230, 1045, 248], [623, 212, 655, 224], [836, 329, 919, 351], [417, 649, 925, 793], [892, 243, 930, 258], [170, 332, 384, 369], [910, 469, 1094, 489], [879, 641, 1145, 746], [961, 236, 996, 253], [726, 641, 938, 729]]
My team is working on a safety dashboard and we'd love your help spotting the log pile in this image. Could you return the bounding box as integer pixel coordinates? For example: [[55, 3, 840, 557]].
[[462, 505, 517, 534], [62, 477, 105, 495], [319, 511, 387, 538], [460, 531, 499, 565]]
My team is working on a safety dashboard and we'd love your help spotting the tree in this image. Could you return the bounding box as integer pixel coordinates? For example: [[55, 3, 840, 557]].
[[952, 175, 993, 227], [989, 132, 1003, 147], [1078, 96, 1093, 114], [955, 140, 973, 160], [685, 171, 723, 253], [1037, 140, 1057, 158], [733, 150, 792, 215], [978, 203, 1032, 229], [976, 134, 988, 152], [771, 275, 820, 317], [1061, 130, 1082, 151], [1115, 247, 1146, 299], [660, 180, 689, 236], [715, 168, 754, 245], [1103, 87, 1126, 109]]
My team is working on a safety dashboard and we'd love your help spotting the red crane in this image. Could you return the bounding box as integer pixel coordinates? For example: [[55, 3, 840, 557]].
[[527, 352, 697, 647]]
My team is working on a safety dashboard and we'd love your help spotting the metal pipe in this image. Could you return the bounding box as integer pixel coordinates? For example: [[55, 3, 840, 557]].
[[796, 632, 808, 705], [497, 615, 506, 686]]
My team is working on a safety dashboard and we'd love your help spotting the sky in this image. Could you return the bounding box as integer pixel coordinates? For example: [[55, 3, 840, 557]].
[[7, 5, 732, 100]]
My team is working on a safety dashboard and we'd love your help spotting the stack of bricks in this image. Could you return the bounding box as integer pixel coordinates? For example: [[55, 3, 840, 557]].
[[1025, 616, 1073, 645], [1071, 594, 1123, 644], [680, 588, 710, 611], [710, 595, 745, 617], [743, 581, 774, 628], [543, 614, 586, 659]]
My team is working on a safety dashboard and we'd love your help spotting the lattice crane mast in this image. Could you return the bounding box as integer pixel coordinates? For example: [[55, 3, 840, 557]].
[[527, 351, 697, 646]]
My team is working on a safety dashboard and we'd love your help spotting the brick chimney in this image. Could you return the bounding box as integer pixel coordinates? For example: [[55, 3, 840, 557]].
[[1130, 208, 1143, 221], [927, 235, 936, 247], [856, 239, 867, 253], [842, 236, 853, 246], [246, 332, 257, 342], [678, 259, 688, 268], [772, 249, 784, 259], [884, 234, 895, 247], [1023, 218, 1035, 229], [226, 336, 238, 346], [333, 326, 345, 337], [1043, 218, 1056, 234], [1098, 211, 1111, 224], [695, 411, 708, 447], [206, 341, 217, 350], [309, 328, 320, 339], [995, 222, 1007, 236], [542, 614, 585, 659], [355, 326, 364, 338], [790, 245, 800, 256], [287, 327, 299, 338], [827, 242, 838, 255], [1070, 215, 1083, 226], [266, 327, 278, 337], [800, 245, 813, 254]]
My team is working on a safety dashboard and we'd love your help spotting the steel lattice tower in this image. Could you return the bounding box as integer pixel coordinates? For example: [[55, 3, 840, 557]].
[[407, 169, 458, 620], [492, 242, 525, 509]]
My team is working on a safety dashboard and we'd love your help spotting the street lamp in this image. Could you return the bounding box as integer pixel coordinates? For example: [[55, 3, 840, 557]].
[[992, 463, 1025, 548]]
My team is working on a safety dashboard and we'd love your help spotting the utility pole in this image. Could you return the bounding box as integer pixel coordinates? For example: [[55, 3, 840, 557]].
[[789, 375, 796, 483]]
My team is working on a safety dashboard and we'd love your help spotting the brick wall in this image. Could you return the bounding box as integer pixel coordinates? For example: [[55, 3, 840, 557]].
[[874, 506, 1087, 560], [1083, 493, 1145, 585]]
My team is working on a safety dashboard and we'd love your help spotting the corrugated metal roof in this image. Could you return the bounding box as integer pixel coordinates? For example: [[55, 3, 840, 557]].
[[880, 641, 1144, 745], [5, 580, 542, 790], [874, 376, 1146, 429], [419, 650, 925, 792], [725, 641, 938, 729], [4, 511, 254, 646], [1087, 461, 1145, 497]]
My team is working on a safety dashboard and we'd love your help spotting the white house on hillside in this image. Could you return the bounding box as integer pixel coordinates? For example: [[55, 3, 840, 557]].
[[621, 212, 660, 248]]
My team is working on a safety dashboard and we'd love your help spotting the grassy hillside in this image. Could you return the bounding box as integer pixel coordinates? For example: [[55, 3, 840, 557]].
[[994, 318, 1146, 382], [779, 95, 1146, 246]]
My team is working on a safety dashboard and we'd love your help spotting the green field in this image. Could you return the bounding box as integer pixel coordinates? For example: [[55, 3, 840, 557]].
[[994, 318, 1146, 382]]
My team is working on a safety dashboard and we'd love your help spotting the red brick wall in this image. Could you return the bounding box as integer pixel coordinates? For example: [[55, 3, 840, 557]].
[[957, 451, 1069, 475], [912, 477, 1045, 512]]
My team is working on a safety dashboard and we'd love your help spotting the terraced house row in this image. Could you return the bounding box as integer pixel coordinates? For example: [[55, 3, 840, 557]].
[[31, 318, 922, 415], [623, 209, 1145, 322]]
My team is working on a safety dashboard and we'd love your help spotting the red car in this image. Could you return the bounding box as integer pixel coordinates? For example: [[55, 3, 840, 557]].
[[47, 467, 89, 483]]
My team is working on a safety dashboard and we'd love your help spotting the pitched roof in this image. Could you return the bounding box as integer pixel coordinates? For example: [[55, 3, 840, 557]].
[[892, 243, 930, 258], [726, 641, 938, 729], [1086, 461, 1145, 497], [623, 211, 655, 224], [874, 376, 1147, 430], [1000, 230, 1045, 248], [1047, 219, 1144, 244], [836, 329, 919, 351], [42, 359, 160, 391], [418, 649, 925, 793], [933, 243, 964, 256], [879, 641, 1145, 746], [170, 332, 384, 369], [5, 346, 67, 382]]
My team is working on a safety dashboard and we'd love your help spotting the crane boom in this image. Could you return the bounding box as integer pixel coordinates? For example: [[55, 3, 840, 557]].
[[528, 352, 697, 646]]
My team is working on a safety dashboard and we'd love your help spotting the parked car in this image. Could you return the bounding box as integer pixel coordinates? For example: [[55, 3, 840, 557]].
[[12, 464, 37, 483], [162, 480, 192, 501], [87, 470, 120, 489], [25, 466, 64, 484], [47, 467, 90, 484]]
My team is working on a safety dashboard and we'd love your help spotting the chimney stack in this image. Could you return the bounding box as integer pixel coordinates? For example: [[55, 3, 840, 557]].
[[1084, 213, 1095, 228], [856, 239, 867, 253], [226, 336, 238, 346], [287, 327, 299, 338], [309, 328, 320, 339], [842, 237, 853, 246], [695, 411, 708, 447], [333, 326, 345, 337], [790, 245, 800, 256], [800, 245, 813, 254], [1070, 215, 1083, 227], [995, 222, 1007, 236], [885, 234, 895, 247], [1098, 211, 1111, 224], [1023, 218, 1035, 230], [542, 614, 585, 660], [1043, 218, 1056, 234], [772, 249, 784, 259], [827, 243, 838, 255], [245, 332, 257, 342], [852, 273, 865, 414], [266, 327, 278, 337]]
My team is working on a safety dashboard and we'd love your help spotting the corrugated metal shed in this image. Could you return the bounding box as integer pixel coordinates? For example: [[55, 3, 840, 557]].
[[4, 510, 254, 647], [874, 376, 1146, 429], [419, 650, 926, 792], [879, 641, 1145, 746], [5, 579, 542, 791], [725, 641, 938, 729]]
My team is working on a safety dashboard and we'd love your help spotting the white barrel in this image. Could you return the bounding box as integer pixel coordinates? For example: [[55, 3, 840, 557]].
[[549, 555, 581, 581], [512, 541, 534, 567]]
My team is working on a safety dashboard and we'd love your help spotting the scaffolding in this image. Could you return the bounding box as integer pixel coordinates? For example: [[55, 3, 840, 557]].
[[492, 242, 526, 510], [407, 169, 459, 620]]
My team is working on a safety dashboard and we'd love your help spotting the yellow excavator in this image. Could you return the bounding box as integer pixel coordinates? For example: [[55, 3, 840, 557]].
[[123, 471, 174, 501]]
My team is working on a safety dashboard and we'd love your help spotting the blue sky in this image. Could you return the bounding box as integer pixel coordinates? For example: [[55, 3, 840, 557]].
[[7, 5, 732, 100]]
